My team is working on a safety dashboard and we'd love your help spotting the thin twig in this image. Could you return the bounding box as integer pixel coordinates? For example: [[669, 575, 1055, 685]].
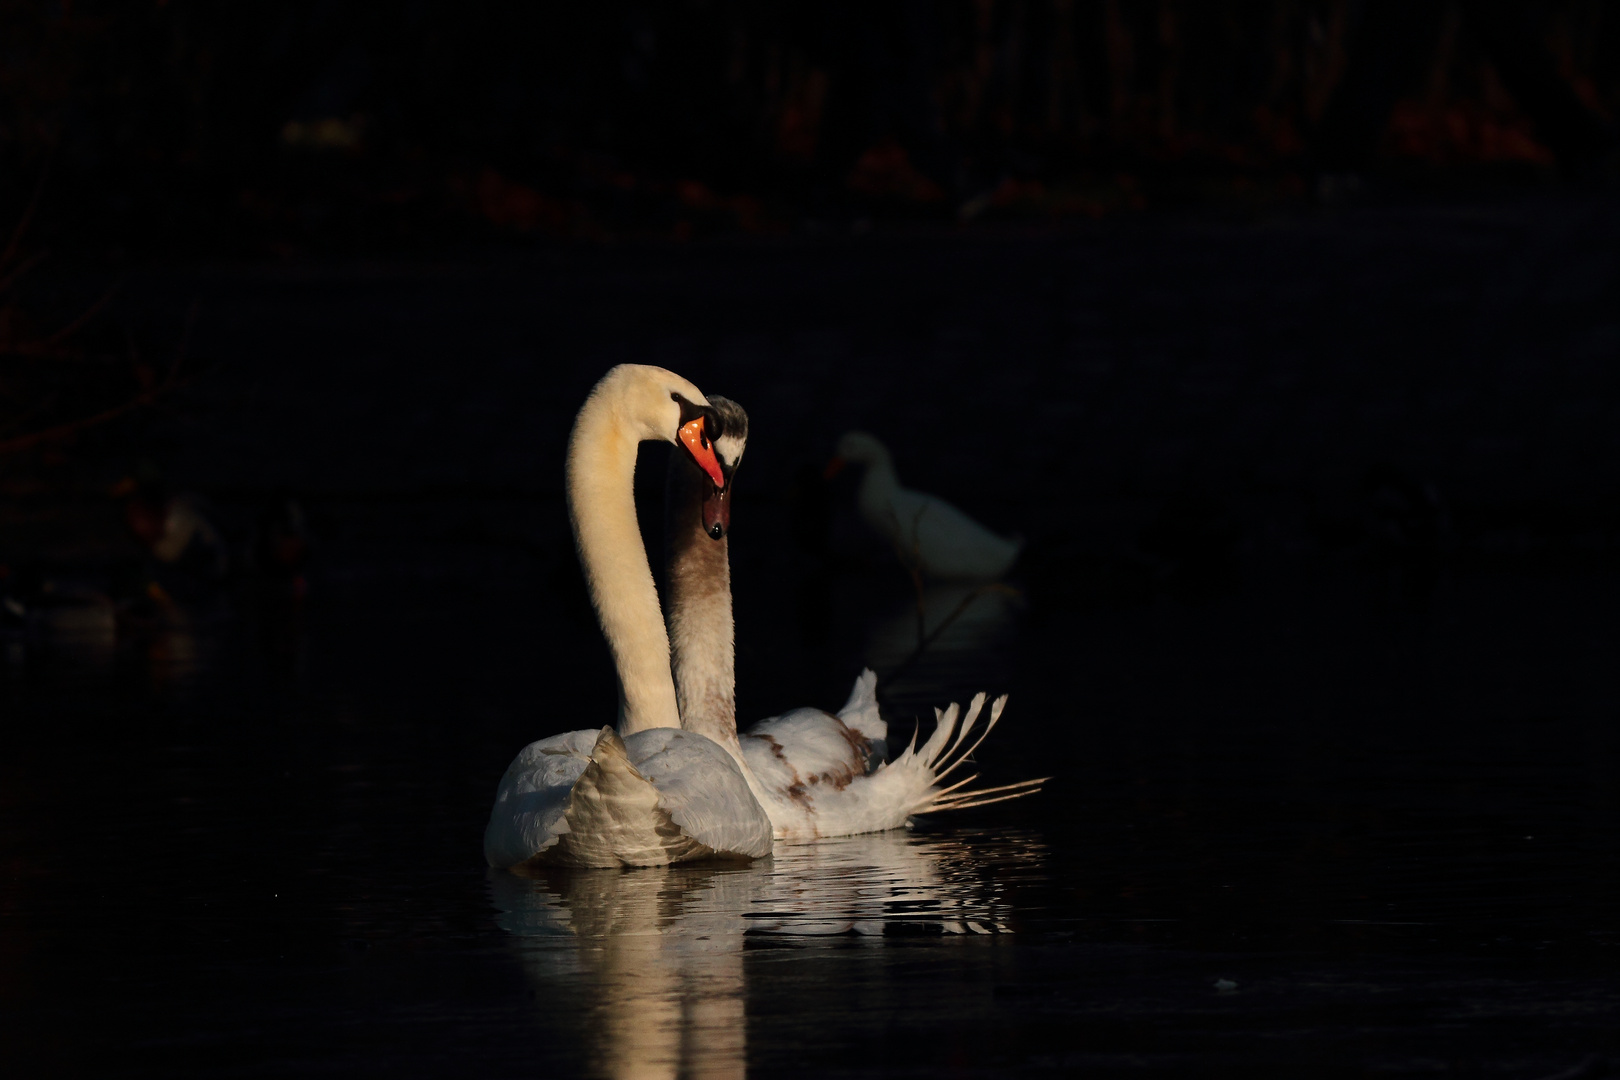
[[884, 502, 931, 645], [0, 164, 49, 276], [0, 249, 48, 296], [910, 562, 926, 643], [33, 277, 124, 352], [884, 582, 1020, 685], [0, 297, 199, 457], [0, 389, 63, 439], [168, 298, 199, 381], [0, 380, 183, 456]]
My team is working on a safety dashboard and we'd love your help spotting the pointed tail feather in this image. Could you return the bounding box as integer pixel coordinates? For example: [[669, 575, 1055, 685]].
[[940, 692, 988, 765], [916, 702, 961, 765], [907, 693, 1043, 819], [930, 693, 1007, 787], [875, 683, 1045, 818], [927, 775, 1048, 804], [920, 776, 1050, 813], [919, 785, 1048, 813]]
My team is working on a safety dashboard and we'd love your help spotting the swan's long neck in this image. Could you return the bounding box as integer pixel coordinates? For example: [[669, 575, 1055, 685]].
[[567, 390, 681, 735], [664, 457, 740, 753]]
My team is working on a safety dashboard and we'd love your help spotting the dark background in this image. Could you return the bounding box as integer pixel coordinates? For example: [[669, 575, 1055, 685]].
[[1, 0, 1617, 255], [2, 3, 1618, 1077]]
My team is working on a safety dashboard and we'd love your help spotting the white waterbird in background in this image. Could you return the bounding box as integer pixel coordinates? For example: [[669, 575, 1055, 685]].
[[665, 401, 1046, 842], [483, 365, 772, 870], [828, 430, 1024, 581]]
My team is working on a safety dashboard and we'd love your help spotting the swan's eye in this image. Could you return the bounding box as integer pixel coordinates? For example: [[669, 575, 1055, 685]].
[[703, 407, 725, 442], [672, 392, 707, 426]]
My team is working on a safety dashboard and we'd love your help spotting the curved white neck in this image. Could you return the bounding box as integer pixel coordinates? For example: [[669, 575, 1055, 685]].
[[567, 389, 681, 735]]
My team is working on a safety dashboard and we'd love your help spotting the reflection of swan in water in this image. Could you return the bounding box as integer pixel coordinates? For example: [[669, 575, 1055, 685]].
[[490, 829, 1044, 1079], [745, 830, 1023, 936], [493, 864, 752, 1080]]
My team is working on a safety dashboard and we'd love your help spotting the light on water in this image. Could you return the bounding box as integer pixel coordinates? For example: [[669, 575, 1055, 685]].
[[492, 831, 1045, 1078]]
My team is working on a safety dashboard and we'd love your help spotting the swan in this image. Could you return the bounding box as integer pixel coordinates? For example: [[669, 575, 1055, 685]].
[[666, 400, 1046, 842], [483, 365, 773, 870], [828, 430, 1023, 581]]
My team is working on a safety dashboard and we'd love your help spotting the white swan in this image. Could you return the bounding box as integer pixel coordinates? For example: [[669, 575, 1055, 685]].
[[829, 430, 1023, 581], [484, 365, 773, 870], [666, 401, 1046, 842]]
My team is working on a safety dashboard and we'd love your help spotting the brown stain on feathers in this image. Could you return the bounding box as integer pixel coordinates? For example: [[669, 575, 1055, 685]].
[[757, 726, 872, 802]]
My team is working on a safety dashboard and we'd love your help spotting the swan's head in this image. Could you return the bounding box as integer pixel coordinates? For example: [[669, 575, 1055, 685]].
[[696, 396, 747, 540], [596, 364, 729, 490], [827, 430, 891, 477], [708, 397, 747, 480]]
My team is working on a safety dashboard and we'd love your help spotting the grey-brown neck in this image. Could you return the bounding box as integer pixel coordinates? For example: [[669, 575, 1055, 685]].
[[664, 444, 739, 751]]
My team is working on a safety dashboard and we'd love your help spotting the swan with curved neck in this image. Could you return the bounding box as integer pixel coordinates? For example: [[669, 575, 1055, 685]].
[[667, 400, 1046, 842], [484, 365, 771, 869]]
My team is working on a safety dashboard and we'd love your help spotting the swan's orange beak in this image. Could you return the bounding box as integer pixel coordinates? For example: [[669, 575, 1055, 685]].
[[678, 416, 726, 489], [823, 456, 846, 480]]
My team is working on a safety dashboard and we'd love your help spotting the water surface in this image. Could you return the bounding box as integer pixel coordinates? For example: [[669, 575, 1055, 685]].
[[3, 538, 1615, 1077]]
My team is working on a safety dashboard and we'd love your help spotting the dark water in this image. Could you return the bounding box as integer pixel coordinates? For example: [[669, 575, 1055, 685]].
[[5, 198, 1620, 1076], [3, 519, 1616, 1078]]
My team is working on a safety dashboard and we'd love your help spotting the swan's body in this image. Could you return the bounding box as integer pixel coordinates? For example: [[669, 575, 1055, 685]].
[[740, 670, 1028, 840], [667, 406, 1045, 842], [833, 431, 1023, 581], [485, 725, 772, 868], [484, 366, 772, 870]]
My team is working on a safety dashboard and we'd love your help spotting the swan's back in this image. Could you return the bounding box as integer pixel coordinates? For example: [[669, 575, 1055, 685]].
[[624, 728, 776, 859], [486, 727, 773, 869]]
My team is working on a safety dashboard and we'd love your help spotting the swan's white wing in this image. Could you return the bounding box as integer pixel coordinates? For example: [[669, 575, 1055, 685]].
[[743, 671, 884, 770], [624, 728, 774, 860], [484, 728, 600, 869], [745, 709, 880, 784], [741, 703, 892, 840]]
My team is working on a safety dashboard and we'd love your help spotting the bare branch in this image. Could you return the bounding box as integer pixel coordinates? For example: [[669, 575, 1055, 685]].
[[0, 164, 50, 277], [0, 379, 182, 457], [0, 297, 199, 457]]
